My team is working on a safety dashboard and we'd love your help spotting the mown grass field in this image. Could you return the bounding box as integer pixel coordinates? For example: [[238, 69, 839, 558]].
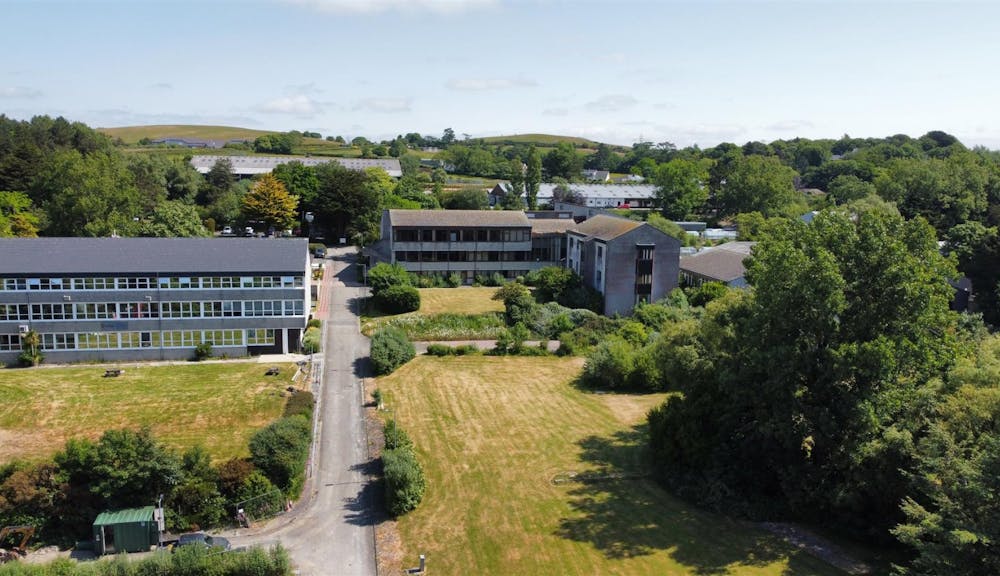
[[0, 362, 297, 464], [376, 356, 845, 576], [98, 124, 276, 144], [362, 287, 506, 339]]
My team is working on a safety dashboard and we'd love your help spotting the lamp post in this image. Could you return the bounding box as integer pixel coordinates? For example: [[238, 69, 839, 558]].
[[304, 212, 314, 240]]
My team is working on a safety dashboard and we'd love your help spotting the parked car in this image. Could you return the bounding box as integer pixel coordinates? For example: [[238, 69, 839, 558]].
[[221, 226, 233, 235], [313, 246, 327, 259], [244, 227, 254, 237], [174, 532, 231, 552]]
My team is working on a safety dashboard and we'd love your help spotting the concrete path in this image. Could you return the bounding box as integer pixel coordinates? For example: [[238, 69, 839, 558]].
[[234, 247, 376, 576]]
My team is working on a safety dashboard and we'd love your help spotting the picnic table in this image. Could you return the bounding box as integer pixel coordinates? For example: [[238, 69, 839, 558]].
[[265, 366, 280, 376], [103, 369, 123, 377]]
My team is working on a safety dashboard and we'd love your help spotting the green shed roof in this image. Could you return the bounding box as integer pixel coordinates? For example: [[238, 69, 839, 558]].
[[93, 506, 155, 526]]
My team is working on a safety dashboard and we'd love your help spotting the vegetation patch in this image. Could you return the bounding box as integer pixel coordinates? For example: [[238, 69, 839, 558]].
[[375, 355, 842, 575], [370, 327, 416, 375]]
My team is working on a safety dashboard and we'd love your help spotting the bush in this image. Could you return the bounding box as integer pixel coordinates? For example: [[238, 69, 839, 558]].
[[370, 327, 415, 375], [371, 388, 382, 407], [582, 336, 636, 389], [383, 420, 413, 450], [425, 343, 453, 356], [493, 283, 535, 326], [248, 415, 312, 497], [446, 272, 462, 288], [368, 262, 411, 295], [302, 326, 321, 354], [369, 312, 506, 341], [454, 344, 480, 356], [375, 284, 421, 314], [283, 390, 315, 419], [383, 447, 425, 516], [193, 342, 213, 361], [687, 281, 729, 307], [307, 318, 322, 329]]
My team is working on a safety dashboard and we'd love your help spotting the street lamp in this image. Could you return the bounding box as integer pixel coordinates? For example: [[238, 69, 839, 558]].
[[304, 212, 314, 240]]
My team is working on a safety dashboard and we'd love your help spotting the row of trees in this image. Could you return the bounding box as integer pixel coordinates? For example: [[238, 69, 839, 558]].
[[634, 207, 997, 573]]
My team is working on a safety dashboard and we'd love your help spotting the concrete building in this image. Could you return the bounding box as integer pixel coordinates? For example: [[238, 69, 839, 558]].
[[488, 183, 657, 209], [679, 241, 756, 288], [190, 155, 403, 178], [0, 238, 309, 364], [567, 215, 681, 316]]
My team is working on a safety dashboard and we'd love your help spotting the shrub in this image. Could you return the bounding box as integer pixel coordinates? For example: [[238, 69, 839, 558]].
[[307, 318, 322, 329], [283, 390, 315, 419], [248, 415, 312, 497], [454, 344, 480, 356], [192, 342, 213, 360], [582, 336, 636, 389], [446, 272, 462, 287], [383, 447, 425, 516], [302, 326, 321, 354], [687, 281, 729, 307], [426, 343, 453, 356], [383, 420, 413, 450], [375, 284, 421, 314], [370, 327, 415, 375], [371, 388, 382, 407], [216, 458, 255, 500], [368, 262, 411, 295], [492, 282, 535, 326]]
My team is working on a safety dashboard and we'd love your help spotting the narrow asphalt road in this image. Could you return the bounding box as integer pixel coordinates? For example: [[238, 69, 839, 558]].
[[270, 246, 376, 576]]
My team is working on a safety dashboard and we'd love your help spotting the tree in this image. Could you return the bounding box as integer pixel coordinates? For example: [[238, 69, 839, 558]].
[[441, 188, 487, 210], [313, 163, 381, 243], [399, 153, 421, 177], [140, 200, 210, 237], [242, 174, 299, 232], [653, 158, 710, 219], [201, 158, 234, 204], [543, 142, 584, 180], [525, 146, 542, 209], [717, 154, 802, 218], [370, 327, 416, 376], [441, 128, 456, 145], [249, 416, 311, 495], [367, 262, 411, 295], [0, 191, 40, 237], [827, 174, 876, 205], [492, 282, 535, 326], [81, 428, 183, 509], [272, 161, 319, 206], [502, 157, 525, 210], [585, 143, 618, 171]]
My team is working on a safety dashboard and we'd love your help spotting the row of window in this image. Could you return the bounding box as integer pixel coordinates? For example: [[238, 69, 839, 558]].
[[0, 275, 304, 291], [395, 250, 532, 263], [13, 329, 278, 352], [394, 228, 530, 243], [0, 300, 305, 321]]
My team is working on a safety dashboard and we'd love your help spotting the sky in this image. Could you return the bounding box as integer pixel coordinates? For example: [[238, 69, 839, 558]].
[[2, 0, 1000, 149]]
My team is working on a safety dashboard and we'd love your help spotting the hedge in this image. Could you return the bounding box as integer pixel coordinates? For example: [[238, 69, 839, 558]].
[[383, 447, 425, 516], [375, 284, 421, 314], [248, 415, 312, 497], [302, 326, 321, 354]]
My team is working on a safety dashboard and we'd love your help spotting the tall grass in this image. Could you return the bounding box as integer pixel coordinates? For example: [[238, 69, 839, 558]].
[[370, 313, 506, 340]]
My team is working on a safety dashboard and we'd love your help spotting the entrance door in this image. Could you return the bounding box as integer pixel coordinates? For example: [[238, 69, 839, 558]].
[[103, 526, 116, 554]]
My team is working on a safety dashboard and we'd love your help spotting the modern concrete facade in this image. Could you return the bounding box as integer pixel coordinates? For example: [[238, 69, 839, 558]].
[[568, 215, 681, 316], [0, 238, 309, 364], [373, 209, 681, 316]]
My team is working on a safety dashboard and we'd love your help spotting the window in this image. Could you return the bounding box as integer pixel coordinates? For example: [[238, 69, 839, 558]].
[[77, 332, 116, 350], [597, 245, 604, 259], [119, 277, 153, 290], [421, 229, 433, 242], [246, 329, 276, 345], [162, 302, 200, 318], [395, 229, 419, 242], [1, 278, 27, 291], [461, 229, 477, 242], [74, 303, 115, 319], [284, 300, 304, 316], [596, 271, 603, 286], [637, 246, 654, 260], [119, 302, 158, 319], [41, 333, 75, 350], [31, 303, 72, 320], [0, 334, 21, 351], [435, 230, 449, 242], [0, 304, 28, 321]]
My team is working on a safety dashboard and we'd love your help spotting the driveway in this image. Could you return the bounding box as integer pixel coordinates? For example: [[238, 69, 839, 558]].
[[241, 246, 376, 575]]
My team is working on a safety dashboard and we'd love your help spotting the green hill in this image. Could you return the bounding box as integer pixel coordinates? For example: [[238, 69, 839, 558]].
[[479, 133, 608, 149], [98, 124, 277, 145]]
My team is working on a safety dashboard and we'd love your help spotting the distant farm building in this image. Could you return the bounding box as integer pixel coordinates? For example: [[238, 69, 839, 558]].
[[190, 155, 403, 178]]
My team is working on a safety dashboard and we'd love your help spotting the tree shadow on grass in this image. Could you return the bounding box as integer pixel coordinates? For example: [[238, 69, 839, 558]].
[[555, 424, 839, 576]]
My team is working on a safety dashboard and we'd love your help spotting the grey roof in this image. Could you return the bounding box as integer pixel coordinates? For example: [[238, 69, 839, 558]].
[[537, 183, 657, 201], [679, 242, 756, 283], [190, 155, 403, 178], [529, 219, 578, 237], [0, 238, 308, 276], [387, 209, 530, 228], [568, 215, 643, 241]]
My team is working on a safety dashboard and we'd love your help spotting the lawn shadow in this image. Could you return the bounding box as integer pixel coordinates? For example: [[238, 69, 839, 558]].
[[555, 424, 835, 575]]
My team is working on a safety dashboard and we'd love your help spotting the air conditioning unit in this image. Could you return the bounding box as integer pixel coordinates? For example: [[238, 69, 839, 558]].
[[18, 325, 29, 333]]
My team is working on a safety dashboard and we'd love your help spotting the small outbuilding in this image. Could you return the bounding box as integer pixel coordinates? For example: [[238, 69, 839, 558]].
[[92, 506, 159, 555]]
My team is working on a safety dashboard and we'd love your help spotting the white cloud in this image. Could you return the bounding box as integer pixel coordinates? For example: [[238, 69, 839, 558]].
[[0, 86, 42, 99], [446, 77, 537, 91], [258, 95, 323, 116], [285, 0, 495, 13], [148, 82, 173, 91], [542, 107, 568, 117], [353, 97, 412, 113], [765, 120, 814, 132], [584, 94, 637, 113]]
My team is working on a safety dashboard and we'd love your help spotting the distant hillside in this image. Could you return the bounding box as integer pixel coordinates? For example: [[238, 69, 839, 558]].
[[479, 133, 611, 149], [98, 125, 277, 145]]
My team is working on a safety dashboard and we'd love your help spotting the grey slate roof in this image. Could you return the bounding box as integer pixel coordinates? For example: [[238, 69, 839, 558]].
[[0, 238, 308, 275], [568, 215, 643, 241], [387, 210, 530, 228], [190, 155, 403, 178], [679, 242, 756, 283], [537, 183, 657, 201]]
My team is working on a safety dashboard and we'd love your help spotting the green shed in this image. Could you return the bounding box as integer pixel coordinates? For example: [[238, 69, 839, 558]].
[[92, 506, 159, 555]]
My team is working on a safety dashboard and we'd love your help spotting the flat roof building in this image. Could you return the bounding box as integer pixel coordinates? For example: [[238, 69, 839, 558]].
[[0, 238, 309, 364], [190, 155, 403, 178], [679, 241, 756, 288]]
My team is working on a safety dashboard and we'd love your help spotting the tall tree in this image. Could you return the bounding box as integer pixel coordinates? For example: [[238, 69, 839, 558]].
[[653, 158, 710, 219], [140, 201, 210, 237], [543, 142, 584, 180], [525, 146, 542, 210], [717, 154, 802, 218], [314, 163, 381, 243], [242, 173, 299, 232], [502, 157, 525, 210], [0, 191, 40, 237], [272, 161, 319, 205]]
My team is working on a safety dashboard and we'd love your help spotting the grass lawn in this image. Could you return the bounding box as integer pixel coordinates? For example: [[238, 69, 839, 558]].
[[376, 356, 845, 576], [362, 287, 506, 339], [0, 362, 298, 464]]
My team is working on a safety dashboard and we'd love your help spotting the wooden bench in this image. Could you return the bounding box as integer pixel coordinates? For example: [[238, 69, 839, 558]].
[[103, 369, 123, 377], [265, 367, 280, 376]]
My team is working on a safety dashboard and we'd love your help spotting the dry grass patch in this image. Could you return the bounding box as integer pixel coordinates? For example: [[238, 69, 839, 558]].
[[0, 362, 296, 463], [416, 287, 504, 316], [376, 356, 845, 576]]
